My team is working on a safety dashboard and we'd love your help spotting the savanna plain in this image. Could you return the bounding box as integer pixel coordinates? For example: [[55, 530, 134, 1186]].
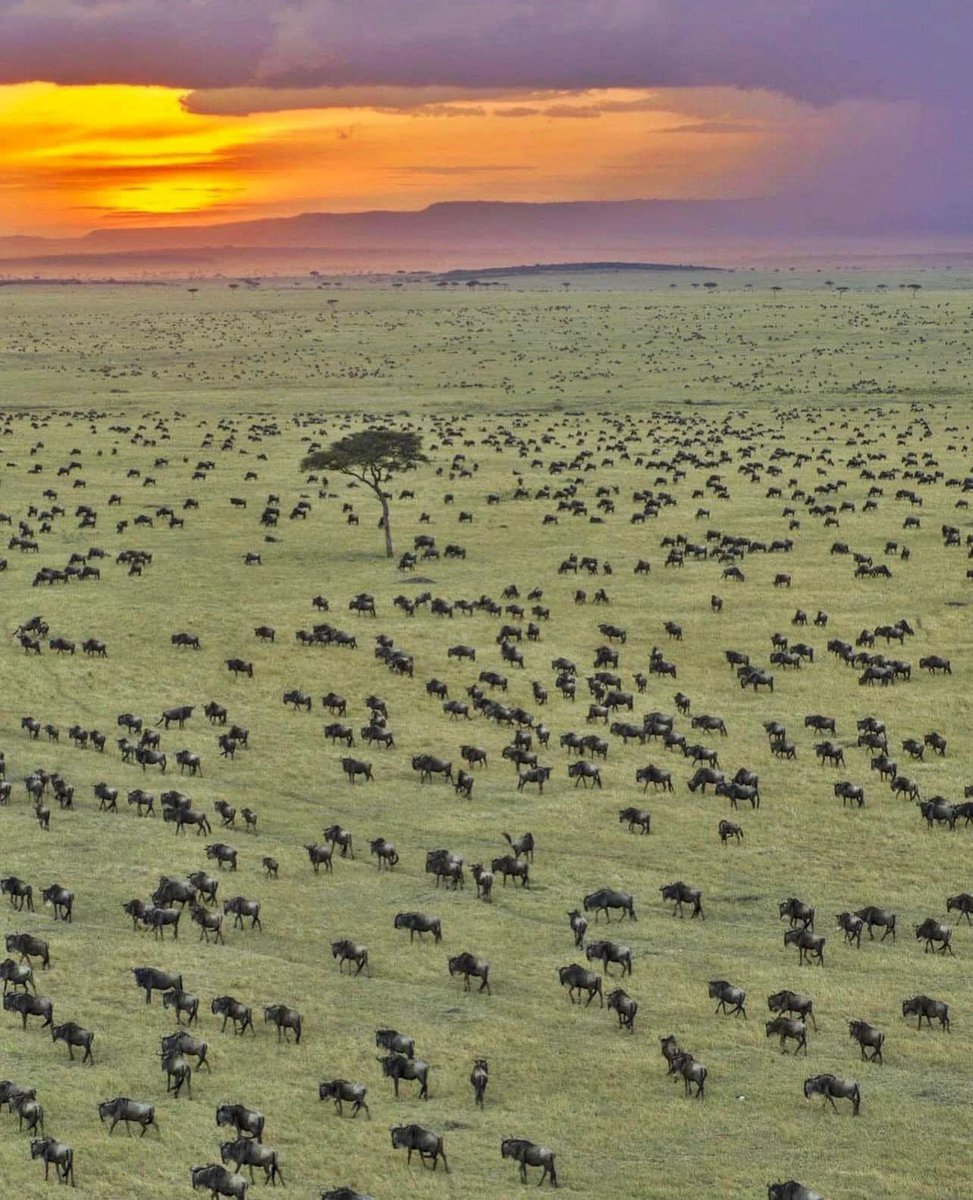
[[2, 268, 973, 1199]]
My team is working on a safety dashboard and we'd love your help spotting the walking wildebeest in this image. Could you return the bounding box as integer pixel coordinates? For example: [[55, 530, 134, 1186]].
[[558, 963, 603, 1006], [661, 882, 704, 919], [501, 1138, 558, 1186], [31, 1137, 75, 1186], [902, 995, 950, 1031], [803, 1073, 860, 1115], [390, 1124, 447, 1170], [848, 1019, 884, 1063], [99, 1097, 159, 1136], [379, 1053, 430, 1099], [318, 1079, 370, 1118], [765, 1016, 808, 1055], [583, 888, 636, 922], [709, 980, 747, 1017]]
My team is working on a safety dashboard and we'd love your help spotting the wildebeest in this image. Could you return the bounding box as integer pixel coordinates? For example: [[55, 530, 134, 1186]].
[[220, 1138, 285, 1186], [583, 888, 636, 922], [132, 966, 181, 1004], [606, 986, 638, 1031], [226, 658, 254, 678], [558, 963, 603, 1006], [661, 882, 704, 919], [216, 1103, 265, 1142], [470, 1059, 489, 1107], [31, 1137, 75, 1186], [585, 940, 632, 976], [490, 854, 530, 887], [206, 843, 238, 870], [224, 896, 261, 931], [305, 844, 334, 874], [324, 825, 354, 857], [768, 990, 817, 1029], [332, 939, 368, 975], [318, 1079, 370, 1118], [947, 893, 973, 924], [635, 764, 672, 792], [390, 1124, 447, 1170], [803, 1073, 860, 1115], [99, 1097, 159, 1136], [848, 1019, 884, 1063], [3, 991, 53, 1029], [1, 876, 34, 912], [779, 898, 815, 931], [212, 996, 255, 1035], [709, 980, 747, 1017], [784, 928, 825, 966], [668, 1050, 707, 1098], [369, 837, 399, 869], [375, 1028, 414, 1058], [161, 1049, 192, 1098], [394, 912, 442, 943], [619, 806, 651, 834], [0, 957, 34, 994], [855, 906, 896, 941], [379, 1053, 430, 1099], [448, 952, 491, 993], [767, 1182, 824, 1200], [765, 1016, 808, 1055], [52, 1021, 94, 1063], [501, 1138, 558, 1186], [718, 819, 744, 845], [190, 1163, 248, 1198], [915, 918, 954, 955], [264, 1004, 302, 1043]]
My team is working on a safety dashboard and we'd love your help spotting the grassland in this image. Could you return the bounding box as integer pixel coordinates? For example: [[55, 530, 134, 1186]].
[[0, 272, 972, 1199]]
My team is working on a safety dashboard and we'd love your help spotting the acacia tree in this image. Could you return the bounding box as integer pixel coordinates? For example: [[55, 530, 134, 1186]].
[[301, 429, 426, 558]]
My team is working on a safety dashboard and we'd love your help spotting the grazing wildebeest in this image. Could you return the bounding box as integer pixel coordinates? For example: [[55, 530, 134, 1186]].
[[837, 912, 864, 947], [264, 1004, 302, 1043], [767, 1183, 824, 1200], [803, 1074, 860, 1115], [224, 896, 261, 931], [501, 1138, 558, 1186], [31, 1137, 75, 1186], [635, 764, 672, 792], [583, 888, 636, 922], [99, 1097, 159, 1136], [848, 1019, 884, 1063], [585, 940, 632, 976], [332, 939, 368, 975], [709, 980, 747, 1017], [919, 655, 951, 674], [448, 952, 491, 993], [190, 1163, 248, 1198], [784, 929, 826, 966], [390, 1124, 447, 1170], [668, 1050, 707, 1098], [206, 843, 238, 871], [915, 918, 953, 955], [375, 1028, 414, 1058], [619, 806, 651, 834], [305, 844, 334, 874], [220, 1139, 285, 1186], [211, 996, 255, 1035], [470, 1059, 489, 1107], [718, 819, 744, 845], [324, 825, 354, 857], [902, 994, 950, 1031], [52, 1021, 94, 1063], [216, 1103, 265, 1142], [379, 1053, 430, 1099], [318, 1079, 370, 1118], [661, 882, 704, 919], [687, 767, 725, 793], [226, 658, 254, 678], [779, 898, 815, 931], [558, 963, 603, 1006], [765, 1016, 808, 1055], [855, 906, 896, 941], [3, 991, 53, 1029], [394, 912, 442, 943], [132, 967, 181, 1004]]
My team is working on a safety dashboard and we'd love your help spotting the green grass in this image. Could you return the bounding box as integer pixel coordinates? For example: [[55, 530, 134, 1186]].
[[0, 276, 972, 1198]]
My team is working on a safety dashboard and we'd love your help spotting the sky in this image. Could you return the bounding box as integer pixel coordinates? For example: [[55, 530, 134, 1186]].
[[0, 1, 969, 237]]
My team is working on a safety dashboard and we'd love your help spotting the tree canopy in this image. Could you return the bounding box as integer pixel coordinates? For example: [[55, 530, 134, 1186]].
[[301, 428, 426, 558]]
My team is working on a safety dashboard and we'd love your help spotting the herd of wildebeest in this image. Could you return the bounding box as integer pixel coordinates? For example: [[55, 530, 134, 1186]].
[[2, 396, 973, 1200]]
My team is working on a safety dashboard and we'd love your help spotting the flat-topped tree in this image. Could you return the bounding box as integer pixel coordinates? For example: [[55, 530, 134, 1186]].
[[302, 429, 426, 558]]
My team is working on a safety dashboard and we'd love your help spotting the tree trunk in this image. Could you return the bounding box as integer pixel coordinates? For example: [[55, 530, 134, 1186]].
[[380, 494, 393, 558]]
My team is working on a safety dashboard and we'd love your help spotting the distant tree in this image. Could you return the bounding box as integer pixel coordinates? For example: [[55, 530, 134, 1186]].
[[703, 281, 718, 291], [906, 283, 922, 297], [301, 429, 426, 558]]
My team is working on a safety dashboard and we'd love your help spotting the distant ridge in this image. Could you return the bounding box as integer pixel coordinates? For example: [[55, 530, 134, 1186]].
[[436, 261, 724, 279]]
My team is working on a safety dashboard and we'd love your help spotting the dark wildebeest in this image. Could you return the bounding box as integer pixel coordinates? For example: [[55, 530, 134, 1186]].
[[606, 987, 638, 1031], [264, 1004, 302, 1043], [160, 1030, 209, 1070], [470, 1059, 489, 1107], [1, 877, 33, 912], [31, 1138, 75, 1186], [902, 995, 950, 1031], [803, 1074, 860, 1115], [394, 912, 442, 943], [491, 854, 530, 887], [558, 963, 603, 1006], [216, 1103, 265, 1142], [718, 819, 744, 845], [767, 1183, 824, 1200], [855, 906, 896, 941], [448, 952, 491, 994], [3, 992, 53, 1029], [568, 910, 588, 946], [947, 893, 973, 924], [583, 888, 636, 922], [161, 1050, 192, 1098], [375, 1029, 414, 1058], [158, 705, 194, 729], [369, 837, 398, 869], [12, 1092, 44, 1135], [768, 990, 817, 1030], [332, 939, 368, 975], [220, 1139, 285, 1186], [224, 896, 261, 931], [0, 957, 34, 994], [834, 781, 865, 808], [779, 898, 815, 931], [765, 1016, 808, 1055], [52, 1021, 94, 1063], [305, 844, 334, 874], [668, 1050, 707, 1099], [471, 864, 493, 901], [635, 764, 672, 792], [661, 882, 704, 919], [211, 996, 255, 1035], [915, 918, 954, 954], [784, 929, 825, 966], [837, 912, 864, 947], [341, 757, 372, 783], [206, 843, 238, 871], [709, 980, 747, 1017], [324, 825, 354, 858], [848, 1019, 884, 1063], [619, 806, 651, 834], [585, 940, 632, 976], [190, 1164, 248, 1199], [390, 1124, 448, 1171], [379, 1053, 430, 1099], [501, 1138, 558, 1187], [99, 1097, 159, 1137], [132, 967, 181, 1004], [318, 1079, 370, 1118]]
